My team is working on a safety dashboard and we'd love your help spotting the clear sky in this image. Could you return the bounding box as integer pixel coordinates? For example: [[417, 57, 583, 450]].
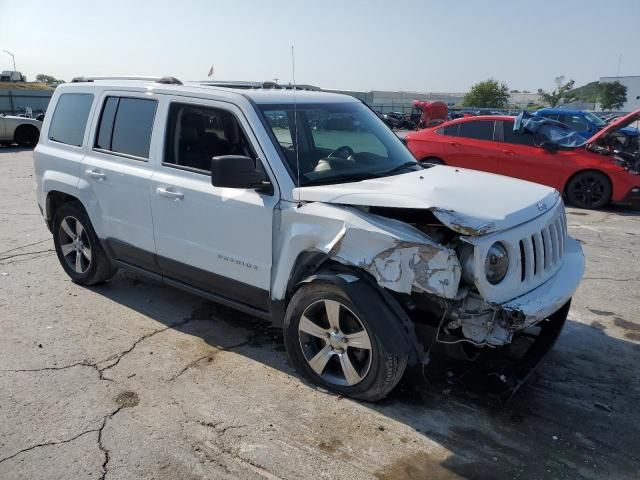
[[1, 0, 639, 93]]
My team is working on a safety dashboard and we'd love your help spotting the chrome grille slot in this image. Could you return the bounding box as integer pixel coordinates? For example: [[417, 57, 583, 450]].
[[518, 203, 567, 283], [472, 198, 569, 304]]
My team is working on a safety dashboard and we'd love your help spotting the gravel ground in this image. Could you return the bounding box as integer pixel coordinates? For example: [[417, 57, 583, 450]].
[[1, 147, 639, 480]]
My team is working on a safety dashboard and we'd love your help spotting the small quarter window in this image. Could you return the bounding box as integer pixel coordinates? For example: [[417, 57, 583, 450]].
[[442, 124, 460, 136], [48, 93, 94, 147], [95, 96, 157, 159]]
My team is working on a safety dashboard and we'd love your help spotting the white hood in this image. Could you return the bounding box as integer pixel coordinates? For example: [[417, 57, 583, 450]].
[[295, 166, 560, 235]]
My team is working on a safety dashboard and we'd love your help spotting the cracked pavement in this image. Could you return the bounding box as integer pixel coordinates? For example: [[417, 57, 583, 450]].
[[1, 147, 639, 479]]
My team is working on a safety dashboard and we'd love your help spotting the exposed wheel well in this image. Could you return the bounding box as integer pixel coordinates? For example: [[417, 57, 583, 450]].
[[563, 169, 612, 196], [14, 124, 39, 139], [46, 191, 80, 230], [419, 156, 445, 165]]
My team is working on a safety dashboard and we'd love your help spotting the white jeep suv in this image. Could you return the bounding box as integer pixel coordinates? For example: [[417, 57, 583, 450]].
[[34, 77, 585, 401]]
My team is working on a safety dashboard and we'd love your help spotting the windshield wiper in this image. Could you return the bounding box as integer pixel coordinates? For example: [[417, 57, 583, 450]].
[[378, 161, 422, 176], [302, 172, 379, 186]]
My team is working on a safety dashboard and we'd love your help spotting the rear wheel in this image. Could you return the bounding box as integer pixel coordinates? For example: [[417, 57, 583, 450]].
[[14, 125, 39, 147], [284, 281, 407, 401], [566, 171, 611, 209], [53, 202, 117, 285]]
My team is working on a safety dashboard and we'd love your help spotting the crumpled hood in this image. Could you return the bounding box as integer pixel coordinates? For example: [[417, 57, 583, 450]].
[[295, 166, 560, 235]]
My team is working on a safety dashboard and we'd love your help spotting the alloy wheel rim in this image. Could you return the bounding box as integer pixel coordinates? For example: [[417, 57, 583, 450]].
[[59, 216, 92, 274], [298, 299, 372, 387], [572, 175, 605, 206]]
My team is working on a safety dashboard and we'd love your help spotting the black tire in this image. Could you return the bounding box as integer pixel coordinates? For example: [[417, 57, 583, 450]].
[[422, 157, 445, 165], [14, 125, 40, 147], [566, 171, 611, 209], [52, 201, 117, 285], [284, 281, 407, 401]]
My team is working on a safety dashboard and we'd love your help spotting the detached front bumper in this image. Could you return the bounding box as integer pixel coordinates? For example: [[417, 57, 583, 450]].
[[502, 236, 585, 324]]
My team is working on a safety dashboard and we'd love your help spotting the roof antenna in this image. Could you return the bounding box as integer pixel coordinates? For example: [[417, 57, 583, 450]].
[[292, 45, 301, 206]]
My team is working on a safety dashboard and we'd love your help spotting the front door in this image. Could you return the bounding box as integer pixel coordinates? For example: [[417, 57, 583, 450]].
[[150, 98, 277, 311], [495, 119, 571, 192]]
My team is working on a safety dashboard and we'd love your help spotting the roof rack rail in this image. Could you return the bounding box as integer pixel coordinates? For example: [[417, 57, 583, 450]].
[[71, 76, 182, 85]]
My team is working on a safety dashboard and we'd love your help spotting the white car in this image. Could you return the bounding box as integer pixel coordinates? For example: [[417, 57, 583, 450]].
[[34, 76, 584, 401], [0, 113, 41, 146]]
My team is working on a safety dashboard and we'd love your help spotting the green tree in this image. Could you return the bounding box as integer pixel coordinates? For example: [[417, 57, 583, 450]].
[[462, 79, 510, 108], [598, 81, 627, 111], [36, 74, 64, 84], [537, 76, 575, 107]]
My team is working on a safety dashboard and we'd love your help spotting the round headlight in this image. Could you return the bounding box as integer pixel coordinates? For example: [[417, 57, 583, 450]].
[[485, 242, 509, 285]]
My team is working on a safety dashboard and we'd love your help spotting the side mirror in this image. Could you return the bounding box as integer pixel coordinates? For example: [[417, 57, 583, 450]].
[[210, 155, 272, 193], [540, 141, 559, 153]]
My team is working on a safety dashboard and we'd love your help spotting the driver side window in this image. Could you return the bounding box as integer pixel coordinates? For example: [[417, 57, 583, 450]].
[[164, 103, 255, 173]]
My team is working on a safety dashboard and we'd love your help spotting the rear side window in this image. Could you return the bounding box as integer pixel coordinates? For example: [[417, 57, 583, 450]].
[[95, 97, 157, 159], [439, 124, 459, 136], [501, 121, 535, 146], [48, 93, 94, 147], [458, 121, 495, 141]]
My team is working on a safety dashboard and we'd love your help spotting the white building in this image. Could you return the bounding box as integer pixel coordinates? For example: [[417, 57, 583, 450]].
[[598, 76, 640, 112]]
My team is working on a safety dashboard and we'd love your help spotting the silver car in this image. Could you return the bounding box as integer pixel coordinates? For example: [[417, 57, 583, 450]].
[[0, 114, 41, 147]]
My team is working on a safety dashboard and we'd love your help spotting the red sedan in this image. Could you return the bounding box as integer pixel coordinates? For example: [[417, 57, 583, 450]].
[[405, 111, 640, 209]]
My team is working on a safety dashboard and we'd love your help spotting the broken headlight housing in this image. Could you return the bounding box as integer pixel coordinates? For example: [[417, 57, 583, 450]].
[[485, 242, 509, 285]]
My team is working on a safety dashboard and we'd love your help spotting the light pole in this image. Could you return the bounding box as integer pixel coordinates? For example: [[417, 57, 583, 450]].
[[2, 50, 16, 71]]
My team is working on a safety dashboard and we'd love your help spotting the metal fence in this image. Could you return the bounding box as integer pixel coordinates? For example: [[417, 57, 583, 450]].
[[0, 89, 53, 115]]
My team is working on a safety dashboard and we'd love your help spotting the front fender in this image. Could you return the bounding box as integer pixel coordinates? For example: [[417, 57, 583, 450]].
[[271, 202, 461, 302]]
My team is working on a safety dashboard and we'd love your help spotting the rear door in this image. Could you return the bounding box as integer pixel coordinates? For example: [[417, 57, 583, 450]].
[[451, 119, 500, 173], [78, 92, 159, 271]]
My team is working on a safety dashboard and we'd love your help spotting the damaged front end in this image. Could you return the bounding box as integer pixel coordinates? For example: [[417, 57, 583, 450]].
[[274, 194, 584, 398]]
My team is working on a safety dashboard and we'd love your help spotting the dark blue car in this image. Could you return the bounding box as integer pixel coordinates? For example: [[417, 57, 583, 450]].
[[535, 108, 639, 140]]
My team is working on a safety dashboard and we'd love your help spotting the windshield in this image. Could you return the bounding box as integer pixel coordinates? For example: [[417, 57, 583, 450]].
[[514, 111, 587, 148], [258, 102, 419, 186], [584, 112, 606, 127]]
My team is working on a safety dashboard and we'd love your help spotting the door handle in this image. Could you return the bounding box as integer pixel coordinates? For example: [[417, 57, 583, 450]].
[[502, 150, 516, 155], [448, 141, 461, 147], [86, 169, 106, 181], [156, 186, 184, 200]]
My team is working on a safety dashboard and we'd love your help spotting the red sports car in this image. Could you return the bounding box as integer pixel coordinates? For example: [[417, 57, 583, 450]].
[[405, 111, 640, 209]]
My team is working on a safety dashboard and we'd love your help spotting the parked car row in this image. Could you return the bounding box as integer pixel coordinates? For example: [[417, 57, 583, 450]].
[[535, 108, 639, 140]]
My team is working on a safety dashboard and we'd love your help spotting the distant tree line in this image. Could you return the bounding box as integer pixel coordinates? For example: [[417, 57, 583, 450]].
[[36, 74, 65, 85], [462, 75, 627, 110]]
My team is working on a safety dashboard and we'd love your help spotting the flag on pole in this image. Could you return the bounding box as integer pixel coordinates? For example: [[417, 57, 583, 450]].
[[207, 65, 214, 77]]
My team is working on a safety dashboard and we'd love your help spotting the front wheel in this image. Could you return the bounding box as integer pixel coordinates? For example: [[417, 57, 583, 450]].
[[566, 171, 611, 209], [284, 281, 407, 401]]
